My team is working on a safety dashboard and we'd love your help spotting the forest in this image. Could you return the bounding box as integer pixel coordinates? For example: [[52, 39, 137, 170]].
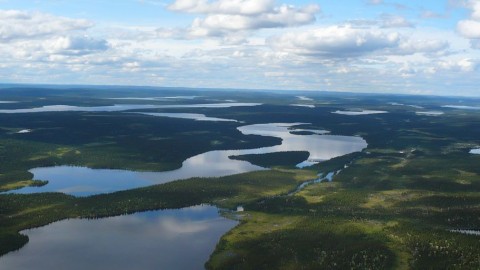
[[0, 86, 480, 269]]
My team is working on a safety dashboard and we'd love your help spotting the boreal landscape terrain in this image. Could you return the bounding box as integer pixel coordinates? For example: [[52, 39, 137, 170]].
[[0, 86, 480, 269]]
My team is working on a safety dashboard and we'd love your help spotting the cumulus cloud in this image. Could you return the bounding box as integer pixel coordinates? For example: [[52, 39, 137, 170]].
[[0, 9, 109, 74], [437, 58, 478, 72], [0, 10, 93, 42], [470, 1, 480, 20], [457, 19, 480, 39], [164, 0, 319, 38], [267, 25, 450, 61], [168, 0, 275, 15], [267, 25, 401, 58], [43, 36, 109, 55], [380, 14, 414, 28], [457, 0, 480, 49], [0, 2, 476, 96], [396, 39, 448, 55]]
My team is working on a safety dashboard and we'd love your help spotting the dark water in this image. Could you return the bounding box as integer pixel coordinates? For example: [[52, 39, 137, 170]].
[[0, 205, 237, 270]]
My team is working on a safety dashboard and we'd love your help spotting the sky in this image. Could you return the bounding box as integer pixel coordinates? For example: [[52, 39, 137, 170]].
[[1, 0, 480, 96]]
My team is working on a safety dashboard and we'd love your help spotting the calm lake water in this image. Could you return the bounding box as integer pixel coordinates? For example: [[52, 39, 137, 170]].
[[0, 103, 261, 113], [107, 95, 200, 101], [0, 205, 237, 270], [416, 111, 444, 116], [332, 110, 388, 115], [6, 123, 367, 196], [0, 121, 367, 269], [470, 148, 480, 154], [139, 112, 238, 122], [291, 104, 315, 108], [442, 105, 480, 110], [296, 96, 314, 101]]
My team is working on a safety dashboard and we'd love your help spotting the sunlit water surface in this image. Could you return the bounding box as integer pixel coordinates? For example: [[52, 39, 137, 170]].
[[139, 112, 238, 122], [332, 110, 388, 115], [6, 123, 367, 196], [0, 205, 237, 270], [0, 103, 261, 113], [470, 148, 480, 154]]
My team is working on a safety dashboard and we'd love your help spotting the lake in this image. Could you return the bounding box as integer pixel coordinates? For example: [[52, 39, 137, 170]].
[[470, 148, 480, 154], [6, 123, 367, 196], [0, 103, 261, 113], [0, 205, 237, 270], [416, 111, 444, 116], [139, 112, 238, 122], [332, 110, 388, 115], [442, 105, 480, 110]]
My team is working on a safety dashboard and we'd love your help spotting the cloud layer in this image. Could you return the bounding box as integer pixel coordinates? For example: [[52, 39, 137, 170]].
[[165, 0, 319, 37], [457, 0, 480, 49], [0, 0, 479, 96], [268, 26, 401, 58], [0, 10, 92, 41]]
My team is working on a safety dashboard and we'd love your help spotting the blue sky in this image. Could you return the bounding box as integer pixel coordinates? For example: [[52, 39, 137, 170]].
[[1, 0, 480, 96]]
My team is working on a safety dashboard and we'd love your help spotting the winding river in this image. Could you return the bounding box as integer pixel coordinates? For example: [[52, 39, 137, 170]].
[[7, 122, 367, 197], [0, 114, 368, 269]]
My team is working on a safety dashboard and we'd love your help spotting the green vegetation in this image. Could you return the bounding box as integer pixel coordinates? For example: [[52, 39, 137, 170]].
[[1, 88, 480, 269], [208, 214, 395, 269], [0, 169, 315, 256]]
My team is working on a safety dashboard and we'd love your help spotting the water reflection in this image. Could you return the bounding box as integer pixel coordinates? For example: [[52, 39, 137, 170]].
[[0, 103, 261, 113], [6, 123, 367, 196], [291, 104, 315, 108], [238, 123, 366, 164], [107, 96, 200, 101], [0, 205, 237, 270], [139, 112, 238, 122], [0, 104, 159, 113], [416, 111, 444, 116], [296, 96, 314, 101], [332, 110, 388, 115], [470, 148, 480, 154], [442, 105, 480, 110]]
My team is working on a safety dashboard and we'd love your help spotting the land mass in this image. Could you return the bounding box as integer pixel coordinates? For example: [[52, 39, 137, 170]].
[[0, 87, 480, 269]]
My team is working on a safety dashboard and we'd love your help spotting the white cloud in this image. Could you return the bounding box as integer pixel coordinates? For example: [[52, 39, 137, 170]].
[[43, 36, 109, 55], [457, 58, 477, 71], [164, 0, 319, 38], [434, 58, 480, 72], [190, 6, 317, 34], [168, 0, 275, 15], [470, 0, 480, 20], [380, 14, 414, 28], [397, 39, 448, 55], [437, 58, 478, 72], [457, 19, 480, 39], [0, 2, 477, 96], [0, 10, 93, 41], [268, 25, 401, 58], [457, 0, 480, 49]]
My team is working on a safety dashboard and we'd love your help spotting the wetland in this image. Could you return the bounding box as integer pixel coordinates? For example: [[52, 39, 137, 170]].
[[1, 87, 480, 269]]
